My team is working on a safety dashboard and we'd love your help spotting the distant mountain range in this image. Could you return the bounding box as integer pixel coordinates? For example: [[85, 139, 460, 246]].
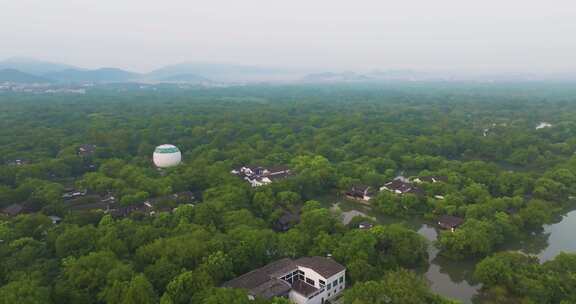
[[0, 58, 218, 84], [2, 57, 575, 84], [44, 68, 140, 83], [0, 58, 307, 84], [0, 57, 75, 75], [0, 69, 54, 83], [300, 70, 441, 83], [148, 63, 296, 82]]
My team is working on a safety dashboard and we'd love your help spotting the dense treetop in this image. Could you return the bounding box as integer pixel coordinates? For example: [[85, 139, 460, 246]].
[[1, 83, 576, 303]]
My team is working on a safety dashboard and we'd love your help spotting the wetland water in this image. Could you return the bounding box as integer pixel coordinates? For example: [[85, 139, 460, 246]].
[[330, 200, 576, 304]]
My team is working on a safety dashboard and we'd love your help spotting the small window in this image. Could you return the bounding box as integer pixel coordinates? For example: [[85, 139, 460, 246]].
[[333, 280, 338, 286], [327, 283, 331, 290], [319, 279, 325, 286], [306, 278, 315, 286], [339, 277, 344, 283]]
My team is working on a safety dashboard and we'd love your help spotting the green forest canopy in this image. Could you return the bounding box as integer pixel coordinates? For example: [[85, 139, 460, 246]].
[[1, 83, 576, 303]]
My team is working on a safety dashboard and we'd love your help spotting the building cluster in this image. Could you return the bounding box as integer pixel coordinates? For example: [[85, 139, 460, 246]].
[[345, 175, 447, 202], [1, 189, 195, 220], [223, 256, 346, 304], [66, 191, 196, 217], [0, 83, 86, 94], [380, 179, 424, 196], [231, 165, 292, 187], [344, 175, 466, 231]]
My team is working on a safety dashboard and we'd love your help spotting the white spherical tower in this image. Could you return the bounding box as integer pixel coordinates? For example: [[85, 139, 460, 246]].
[[153, 144, 182, 168]]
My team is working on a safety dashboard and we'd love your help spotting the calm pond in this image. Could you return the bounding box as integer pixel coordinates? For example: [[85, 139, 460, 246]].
[[328, 199, 576, 304]]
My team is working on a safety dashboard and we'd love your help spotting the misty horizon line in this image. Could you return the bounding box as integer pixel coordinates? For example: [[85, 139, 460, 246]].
[[2, 56, 576, 77]]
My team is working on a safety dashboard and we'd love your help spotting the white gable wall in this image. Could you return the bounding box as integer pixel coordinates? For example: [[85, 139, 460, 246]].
[[288, 266, 346, 304]]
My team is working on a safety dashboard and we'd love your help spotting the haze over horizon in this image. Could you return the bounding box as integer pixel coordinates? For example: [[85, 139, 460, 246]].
[[2, 0, 576, 74]]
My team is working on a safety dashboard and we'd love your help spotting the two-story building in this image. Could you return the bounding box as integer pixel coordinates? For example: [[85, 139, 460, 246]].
[[223, 256, 346, 304]]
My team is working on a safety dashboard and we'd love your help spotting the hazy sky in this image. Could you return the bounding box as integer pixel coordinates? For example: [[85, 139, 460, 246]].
[[1, 0, 575, 73]]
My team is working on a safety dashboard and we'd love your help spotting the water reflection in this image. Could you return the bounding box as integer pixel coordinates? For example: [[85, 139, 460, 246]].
[[534, 210, 576, 262], [501, 210, 576, 262], [502, 230, 550, 256], [418, 225, 481, 304]]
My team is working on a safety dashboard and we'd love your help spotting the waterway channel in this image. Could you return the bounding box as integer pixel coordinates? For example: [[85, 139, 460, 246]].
[[328, 198, 576, 303]]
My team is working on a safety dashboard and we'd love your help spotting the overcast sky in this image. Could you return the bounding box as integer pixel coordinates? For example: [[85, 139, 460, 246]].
[[1, 0, 575, 73]]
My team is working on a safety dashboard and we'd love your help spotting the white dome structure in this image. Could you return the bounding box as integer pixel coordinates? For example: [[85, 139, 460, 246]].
[[153, 144, 182, 168]]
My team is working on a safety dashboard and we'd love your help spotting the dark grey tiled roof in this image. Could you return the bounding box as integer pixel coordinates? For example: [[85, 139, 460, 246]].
[[438, 215, 464, 228], [384, 180, 424, 195], [223, 256, 345, 299], [294, 257, 346, 278], [68, 201, 110, 211], [251, 278, 292, 299], [223, 258, 296, 291], [291, 279, 319, 297], [1, 204, 24, 216]]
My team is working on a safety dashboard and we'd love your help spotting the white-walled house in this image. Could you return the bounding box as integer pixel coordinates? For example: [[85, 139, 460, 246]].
[[223, 256, 346, 304]]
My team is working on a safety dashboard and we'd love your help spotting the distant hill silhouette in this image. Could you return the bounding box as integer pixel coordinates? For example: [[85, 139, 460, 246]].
[[0, 69, 54, 83], [148, 63, 293, 82], [45, 68, 140, 83], [0, 58, 75, 75]]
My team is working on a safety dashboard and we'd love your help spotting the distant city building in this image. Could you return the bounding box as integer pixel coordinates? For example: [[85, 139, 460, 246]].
[[223, 256, 346, 304], [231, 165, 292, 187], [536, 122, 553, 130]]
